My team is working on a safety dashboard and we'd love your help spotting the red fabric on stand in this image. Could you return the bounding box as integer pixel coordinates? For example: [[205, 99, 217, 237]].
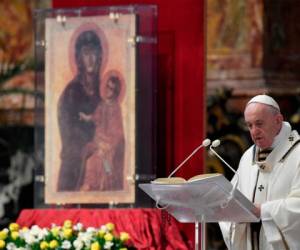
[[17, 208, 191, 250]]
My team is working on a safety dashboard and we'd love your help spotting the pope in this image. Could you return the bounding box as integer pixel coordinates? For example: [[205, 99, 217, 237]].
[[220, 94, 300, 249]]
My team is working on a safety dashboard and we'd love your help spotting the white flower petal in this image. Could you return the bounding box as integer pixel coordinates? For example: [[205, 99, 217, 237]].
[[104, 241, 114, 249], [61, 240, 72, 249]]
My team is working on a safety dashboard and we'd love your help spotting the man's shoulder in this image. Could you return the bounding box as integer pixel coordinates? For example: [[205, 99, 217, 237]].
[[291, 129, 300, 140], [287, 130, 300, 151], [242, 144, 255, 157], [238, 145, 256, 167], [278, 130, 300, 163], [285, 130, 300, 150]]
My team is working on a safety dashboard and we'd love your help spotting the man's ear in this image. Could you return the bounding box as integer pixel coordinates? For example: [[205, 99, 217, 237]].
[[276, 114, 283, 125]]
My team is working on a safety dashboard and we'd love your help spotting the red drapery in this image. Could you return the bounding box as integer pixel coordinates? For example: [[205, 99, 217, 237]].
[[51, 0, 205, 246], [17, 208, 192, 249]]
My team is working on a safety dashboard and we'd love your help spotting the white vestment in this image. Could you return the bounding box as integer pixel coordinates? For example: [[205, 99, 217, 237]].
[[220, 122, 300, 250]]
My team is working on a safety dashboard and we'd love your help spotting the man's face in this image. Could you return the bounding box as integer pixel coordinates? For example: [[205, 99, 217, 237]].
[[244, 103, 282, 149], [81, 45, 97, 73]]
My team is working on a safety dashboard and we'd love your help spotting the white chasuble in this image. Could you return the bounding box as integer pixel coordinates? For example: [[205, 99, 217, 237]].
[[220, 122, 300, 250]]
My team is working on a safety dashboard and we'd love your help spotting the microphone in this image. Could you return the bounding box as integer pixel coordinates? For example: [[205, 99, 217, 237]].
[[168, 138, 211, 178], [209, 139, 239, 200]]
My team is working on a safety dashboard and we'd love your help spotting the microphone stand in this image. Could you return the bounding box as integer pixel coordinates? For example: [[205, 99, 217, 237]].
[[168, 139, 211, 178], [168, 138, 211, 250], [209, 140, 239, 202]]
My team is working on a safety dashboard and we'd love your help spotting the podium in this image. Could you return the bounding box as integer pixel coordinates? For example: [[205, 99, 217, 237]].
[[139, 174, 260, 250]]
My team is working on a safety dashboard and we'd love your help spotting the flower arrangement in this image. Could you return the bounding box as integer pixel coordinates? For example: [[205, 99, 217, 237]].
[[0, 220, 136, 250]]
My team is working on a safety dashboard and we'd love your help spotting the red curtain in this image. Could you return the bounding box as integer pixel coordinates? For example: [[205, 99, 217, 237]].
[[52, 0, 205, 246]]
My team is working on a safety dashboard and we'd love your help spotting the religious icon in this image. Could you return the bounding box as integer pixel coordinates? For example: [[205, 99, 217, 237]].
[[44, 13, 136, 204]]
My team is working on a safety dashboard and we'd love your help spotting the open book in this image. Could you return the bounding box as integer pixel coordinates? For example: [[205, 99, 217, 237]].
[[151, 173, 222, 184]]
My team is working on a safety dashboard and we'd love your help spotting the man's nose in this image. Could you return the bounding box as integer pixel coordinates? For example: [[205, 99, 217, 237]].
[[251, 126, 260, 135]]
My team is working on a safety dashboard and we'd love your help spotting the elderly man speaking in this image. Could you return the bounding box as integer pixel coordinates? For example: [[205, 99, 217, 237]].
[[220, 95, 300, 250]]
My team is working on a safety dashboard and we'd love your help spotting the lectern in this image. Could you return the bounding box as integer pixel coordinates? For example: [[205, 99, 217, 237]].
[[139, 174, 260, 250]]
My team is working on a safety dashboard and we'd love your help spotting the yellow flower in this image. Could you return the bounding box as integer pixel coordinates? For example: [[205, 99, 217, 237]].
[[11, 231, 19, 240], [51, 227, 60, 237], [98, 229, 106, 237], [40, 241, 49, 250], [91, 241, 101, 250], [106, 222, 114, 232], [9, 223, 19, 232], [49, 239, 59, 249], [120, 248, 128, 250], [0, 230, 7, 240], [63, 228, 73, 239], [21, 226, 29, 232], [0, 240, 5, 249], [63, 220, 73, 229], [104, 232, 113, 242], [120, 232, 130, 242]]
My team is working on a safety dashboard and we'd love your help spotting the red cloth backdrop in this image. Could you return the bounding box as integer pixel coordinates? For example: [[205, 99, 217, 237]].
[[52, 0, 205, 246], [17, 208, 191, 249]]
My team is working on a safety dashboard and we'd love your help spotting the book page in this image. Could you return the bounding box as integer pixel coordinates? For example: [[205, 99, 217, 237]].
[[151, 177, 186, 184], [188, 173, 222, 182]]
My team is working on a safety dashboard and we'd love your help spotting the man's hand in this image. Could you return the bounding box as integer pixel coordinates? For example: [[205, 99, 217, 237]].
[[253, 203, 261, 218]]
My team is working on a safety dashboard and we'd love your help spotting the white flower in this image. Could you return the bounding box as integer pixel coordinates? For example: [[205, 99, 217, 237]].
[[38, 228, 49, 240], [73, 239, 84, 250], [100, 225, 108, 232], [30, 225, 42, 236], [7, 242, 17, 250], [73, 223, 83, 231], [61, 240, 72, 249], [104, 241, 114, 249], [78, 232, 93, 247], [23, 232, 38, 245], [86, 227, 97, 233], [20, 228, 41, 245]]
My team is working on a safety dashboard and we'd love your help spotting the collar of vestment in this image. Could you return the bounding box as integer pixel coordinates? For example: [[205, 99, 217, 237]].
[[253, 122, 299, 172]]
